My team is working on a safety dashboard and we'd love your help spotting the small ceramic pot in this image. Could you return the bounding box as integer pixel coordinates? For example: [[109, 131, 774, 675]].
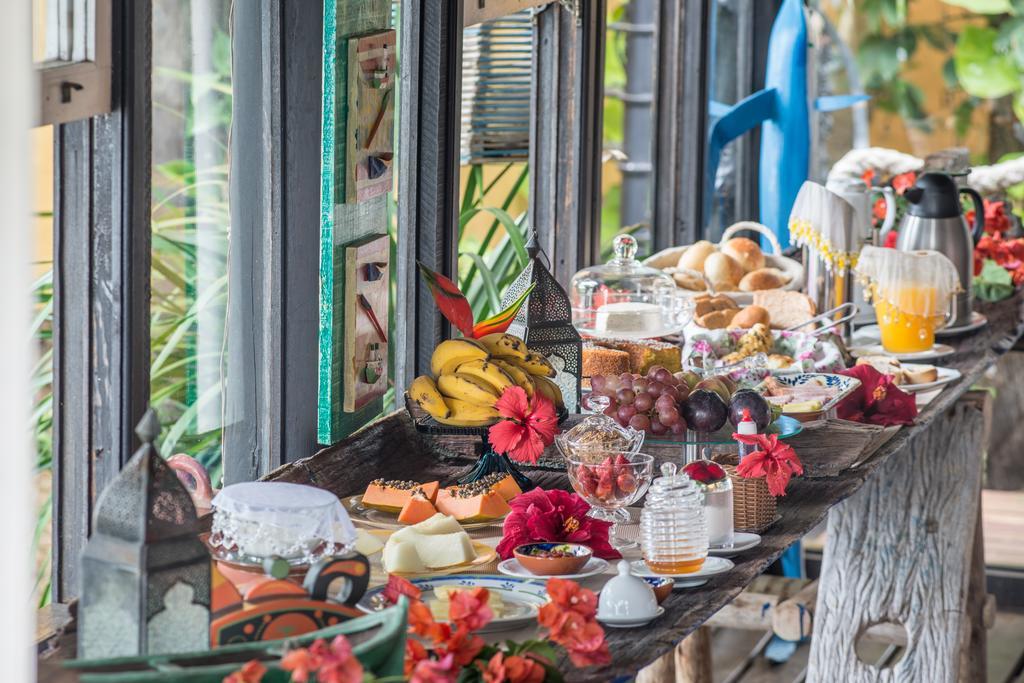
[[643, 577, 674, 604], [598, 560, 658, 621], [514, 543, 593, 576]]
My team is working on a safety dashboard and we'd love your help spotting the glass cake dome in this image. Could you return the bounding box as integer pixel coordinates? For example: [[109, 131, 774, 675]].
[[571, 234, 692, 338]]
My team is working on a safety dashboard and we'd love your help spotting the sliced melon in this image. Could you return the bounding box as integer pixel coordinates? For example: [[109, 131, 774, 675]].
[[411, 513, 464, 535], [397, 492, 438, 525], [362, 479, 440, 513], [415, 531, 477, 569], [382, 534, 427, 573], [435, 488, 511, 523]]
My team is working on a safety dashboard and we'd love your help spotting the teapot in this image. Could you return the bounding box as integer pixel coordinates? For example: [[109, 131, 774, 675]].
[[890, 172, 984, 328]]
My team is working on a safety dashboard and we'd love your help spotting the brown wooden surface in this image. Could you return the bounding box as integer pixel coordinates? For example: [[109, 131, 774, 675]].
[[262, 293, 1024, 681]]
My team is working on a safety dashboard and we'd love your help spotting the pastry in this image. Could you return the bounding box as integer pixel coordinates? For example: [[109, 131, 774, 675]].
[[729, 305, 770, 329], [721, 237, 765, 273], [677, 240, 717, 272], [583, 344, 631, 379], [594, 302, 663, 334], [752, 290, 817, 330], [720, 323, 773, 364], [704, 252, 744, 286], [739, 267, 790, 292], [693, 293, 739, 317]]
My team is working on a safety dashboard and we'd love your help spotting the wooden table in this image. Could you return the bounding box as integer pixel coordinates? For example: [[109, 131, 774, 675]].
[[269, 295, 1024, 681]]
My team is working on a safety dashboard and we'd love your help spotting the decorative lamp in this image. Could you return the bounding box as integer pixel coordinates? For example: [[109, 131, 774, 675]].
[[502, 233, 582, 412], [78, 410, 211, 659]]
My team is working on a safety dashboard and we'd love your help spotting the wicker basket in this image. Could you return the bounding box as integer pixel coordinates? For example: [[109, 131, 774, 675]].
[[712, 453, 777, 533]]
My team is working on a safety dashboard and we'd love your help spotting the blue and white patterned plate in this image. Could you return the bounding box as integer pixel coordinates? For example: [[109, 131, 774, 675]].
[[357, 575, 549, 633], [756, 373, 861, 413]]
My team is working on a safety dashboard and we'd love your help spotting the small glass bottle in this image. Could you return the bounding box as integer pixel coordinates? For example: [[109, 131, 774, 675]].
[[735, 408, 758, 462], [640, 462, 708, 575]]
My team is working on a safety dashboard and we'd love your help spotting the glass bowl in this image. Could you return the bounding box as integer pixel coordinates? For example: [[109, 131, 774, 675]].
[[564, 450, 654, 550]]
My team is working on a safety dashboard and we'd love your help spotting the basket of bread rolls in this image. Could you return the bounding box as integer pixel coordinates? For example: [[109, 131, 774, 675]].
[[643, 221, 804, 303]]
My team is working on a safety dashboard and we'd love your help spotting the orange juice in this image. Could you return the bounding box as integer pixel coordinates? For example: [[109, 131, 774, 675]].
[[874, 285, 946, 353]]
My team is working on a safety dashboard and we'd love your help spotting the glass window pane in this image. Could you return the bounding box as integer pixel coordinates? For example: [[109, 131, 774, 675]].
[[151, 0, 232, 485]]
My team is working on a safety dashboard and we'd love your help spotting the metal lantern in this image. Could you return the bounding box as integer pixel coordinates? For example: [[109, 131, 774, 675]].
[[502, 234, 582, 412], [79, 410, 211, 659]]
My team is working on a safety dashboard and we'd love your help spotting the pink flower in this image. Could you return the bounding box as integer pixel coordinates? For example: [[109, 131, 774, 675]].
[[536, 579, 610, 668], [892, 171, 916, 195], [496, 488, 620, 560], [223, 660, 266, 683], [883, 230, 899, 248], [732, 433, 804, 496], [489, 386, 560, 463], [281, 636, 363, 683], [410, 653, 458, 683], [837, 364, 917, 427], [448, 587, 493, 633], [382, 574, 422, 605], [480, 652, 547, 683]]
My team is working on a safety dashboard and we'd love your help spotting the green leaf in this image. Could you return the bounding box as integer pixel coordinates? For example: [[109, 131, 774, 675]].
[[942, 57, 959, 88], [973, 259, 1015, 302], [940, 0, 1012, 12], [1015, 89, 1024, 124], [954, 26, 1022, 99], [858, 35, 903, 84], [954, 99, 977, 137]]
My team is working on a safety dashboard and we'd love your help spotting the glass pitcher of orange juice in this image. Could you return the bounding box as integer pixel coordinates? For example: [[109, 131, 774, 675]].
[[856, 247, 961, 354]]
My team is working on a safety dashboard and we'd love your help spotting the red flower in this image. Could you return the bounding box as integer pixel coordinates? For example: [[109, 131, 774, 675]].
[[496, 487, 620, 560], [439, 627, 484, 667], [883, 230, 899, 249], [410, 653, 458, 683], [873, 197, 889, 223], [489, 386, 560, 463], [223, 660, 266, 683], [382, 574, 422, 605], [448, 587, 493, 633], [836, 364, 917, 427], [732, 433, 803, 497], [682, 460, 727, 485], [280, 636, 363, 683], [861, 168, 876, 186], [281, 646, 320, 683], [405, 639, 430, 677], [544, 577, 598, 620], [969, 199, 1012, 236], [892, 171, 916, 195], [409, 598, 450, 644], [539, 610, 611, 668], [480, 652, 546, 683]]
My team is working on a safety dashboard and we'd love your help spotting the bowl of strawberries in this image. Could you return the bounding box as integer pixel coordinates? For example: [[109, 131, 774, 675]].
[[564, 451, 654, 550]]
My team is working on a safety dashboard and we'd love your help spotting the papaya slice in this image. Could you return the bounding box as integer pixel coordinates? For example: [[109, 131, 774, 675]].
[[435, 488, 512, 523], [362, 479, 440, 513], [397, 491, 438, 525]]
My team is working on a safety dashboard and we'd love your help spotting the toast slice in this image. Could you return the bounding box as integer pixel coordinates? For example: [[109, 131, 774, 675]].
[[751, 290, 816, 330]]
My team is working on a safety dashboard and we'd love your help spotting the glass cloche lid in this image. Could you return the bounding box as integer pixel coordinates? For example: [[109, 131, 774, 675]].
[[570, 234, 691, 339]]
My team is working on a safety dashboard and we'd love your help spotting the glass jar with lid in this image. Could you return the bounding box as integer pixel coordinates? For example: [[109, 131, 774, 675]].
[[571, 233, 692, 338], [555, 394, 646, 462], [640, 462, 709, 574]]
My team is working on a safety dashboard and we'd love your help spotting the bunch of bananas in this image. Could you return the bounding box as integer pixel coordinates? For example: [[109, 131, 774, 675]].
[[409, 333, 564, 427]]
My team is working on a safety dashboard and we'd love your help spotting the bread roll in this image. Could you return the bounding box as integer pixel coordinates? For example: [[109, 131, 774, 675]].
[[721, 237, 765, 273], [672, 270, 707, 291], [711, 281, 738, 292], [677, 240, 717, 272], [739, 267, 790, 292], [695, 309, 734, 330], [903, 365, 938, 385], [704, 252, 744, 286], [752, 290, 816, 330], [729, 305, 770, 329]]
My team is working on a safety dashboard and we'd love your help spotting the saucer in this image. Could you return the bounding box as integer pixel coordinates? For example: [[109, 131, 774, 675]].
[[935, 311, 987, 337], [708, 532, 761, 557], [629, 556, 734, 588], [849, 343, 955, 362], [597, 605, 665, 628], [497, 557, 609, 580]]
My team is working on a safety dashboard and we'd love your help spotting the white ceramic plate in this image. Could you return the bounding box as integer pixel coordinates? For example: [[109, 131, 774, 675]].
[[357, 575, 548, 633], [497, 557, 610, 581], [935, 311, 987, 337], [849, 343, 956, 362], [896, 365, 962, 393], [598, 605, 666, 629], [629, 556, 734, 588], [708, 532, 761, 557]]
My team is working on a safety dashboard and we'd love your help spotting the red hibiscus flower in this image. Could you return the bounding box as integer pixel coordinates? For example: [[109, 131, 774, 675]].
[[496, 487, 620, 560], [223, 659, 266, 683], [489, 386, 560, 464], [892, 171, 916, 195], [732, 433, 803, 497], [448, 587, 493, 633], [837, 364, 917, 426], [410, 653, 458, 683], [480, 652, 547, 683], [883, 230, 899, 248], [382, 574, 422, 605]]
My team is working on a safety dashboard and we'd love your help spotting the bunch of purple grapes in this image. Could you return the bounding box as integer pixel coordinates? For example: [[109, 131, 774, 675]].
[[589, 365, 691, 438]]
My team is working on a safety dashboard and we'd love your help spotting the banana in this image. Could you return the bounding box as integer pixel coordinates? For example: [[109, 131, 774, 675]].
[[430, 338, 489, 377], [490, 358, 535, 398], [453, 358, 516, 394], [435, 397, 500, 427], [477, 333, 529, 361], [532, 375, 565, 410], [502, 350, 555, 378], [409, 375, 450, 420], [436, 373, 499, 407]]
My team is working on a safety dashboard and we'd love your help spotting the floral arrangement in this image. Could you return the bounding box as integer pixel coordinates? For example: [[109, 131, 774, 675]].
[[863, 169, 917, 246], [730, 433, 804, 497], [418, 261, 534, 339], [489, 386, 560, 464], [223, 574, 610, 683], [836, 364, 917, 427], [496, 487, 620, 561]]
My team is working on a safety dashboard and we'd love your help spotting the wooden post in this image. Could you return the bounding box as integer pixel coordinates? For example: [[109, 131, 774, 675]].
[[807, 399, 986, 682], [635, 627, 713, 683]]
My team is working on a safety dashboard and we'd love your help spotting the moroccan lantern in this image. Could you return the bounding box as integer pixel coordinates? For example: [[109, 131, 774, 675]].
[[502, 233, 582, 412], [78, 410, 211, 659]]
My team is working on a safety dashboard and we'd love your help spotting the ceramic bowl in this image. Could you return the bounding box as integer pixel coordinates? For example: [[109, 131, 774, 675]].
[[598, 560, 659, 621], [643, 576, 674, 604], [513, 543, 593, 576]]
